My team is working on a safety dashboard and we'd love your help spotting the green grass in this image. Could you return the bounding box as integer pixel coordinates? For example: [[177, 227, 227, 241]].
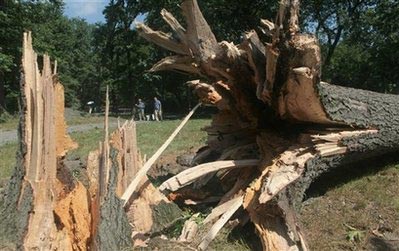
[[0, 117, 19, 131], [68, 118, 209, 160], [300, 162, 399, 250], [0, 113, 118, 131], [136, 119, 209, 157], [0, 119, 210, 180], [67, 127, 106, 160], [0, 143, 18, 180]]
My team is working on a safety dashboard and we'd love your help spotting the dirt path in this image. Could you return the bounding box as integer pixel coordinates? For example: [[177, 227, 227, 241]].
[[0, 122, 120, 146]]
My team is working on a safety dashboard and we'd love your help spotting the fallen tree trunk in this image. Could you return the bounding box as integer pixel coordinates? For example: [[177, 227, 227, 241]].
[[137, 0, 399, 249]]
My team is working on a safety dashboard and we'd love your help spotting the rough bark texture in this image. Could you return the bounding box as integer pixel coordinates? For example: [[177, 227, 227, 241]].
[[137, 0, 399, 250]]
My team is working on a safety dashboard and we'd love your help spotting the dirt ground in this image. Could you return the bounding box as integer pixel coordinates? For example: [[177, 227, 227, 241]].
[[153, 152, 399, 251], [300, 157, 399, 251]]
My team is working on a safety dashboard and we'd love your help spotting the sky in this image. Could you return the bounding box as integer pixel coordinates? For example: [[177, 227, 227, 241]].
[[64, 0, 146, 24], [64, 0, 108, 23]]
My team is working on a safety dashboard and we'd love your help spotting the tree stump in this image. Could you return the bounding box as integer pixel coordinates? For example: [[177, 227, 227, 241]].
[[0, 32, 181, 250]]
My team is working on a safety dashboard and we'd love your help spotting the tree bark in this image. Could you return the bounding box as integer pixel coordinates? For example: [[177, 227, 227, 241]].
[[136, 0, 399, 250]]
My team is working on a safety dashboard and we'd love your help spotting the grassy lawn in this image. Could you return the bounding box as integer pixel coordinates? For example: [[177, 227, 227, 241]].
[[0, 143, 17, 180], [300, 161, 399, 250], [0, 112, 119, 131], [0, 116, 19, 131], [0, 118, 210, 180], [68, 118, 209, 161]]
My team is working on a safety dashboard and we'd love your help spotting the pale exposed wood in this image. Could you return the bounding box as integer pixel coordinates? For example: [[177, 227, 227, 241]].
[[136, 1, 399, 250], [54, 82, 78, 157], [108, 120, 140, 196], [121, 103, 202, 207], [286, 0, 300, 35], [260, 19, 275, 36], [99, 86, 110, 199], [160, 9, 186, 42], [54, 182, 91, 251], [150, 55, 201, 75], [241, 30, 266, 89], [53, 59, 57, 74], [87, 149, 101, 197], [17, 32, 90, 250], [203, 196, 244, 224], [259, 150, 314, 204], [262, 43, 279, 103], [22, 33, 58, 249], [198, 196, 243, 251], [178, 218, 198, 243], [184, 196, 221, 205], [311, 129, 378, 142], [242, 144, 310, 251], [181, 0, 218, 60], [136, 23, 189, 55], [312, 129, 378, 156], [277, 60, 332, 124], [126, 182, 167, 234], [159, 159, 259, 192], [188, 80, 227, 109]]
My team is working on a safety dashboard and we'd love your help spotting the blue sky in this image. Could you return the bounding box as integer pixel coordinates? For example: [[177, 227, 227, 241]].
[[64, 0, 146, 24], [64, 0, 108, 23]]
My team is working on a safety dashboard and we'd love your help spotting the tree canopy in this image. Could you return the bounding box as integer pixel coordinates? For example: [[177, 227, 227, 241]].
[[0, 0, 397, 114]]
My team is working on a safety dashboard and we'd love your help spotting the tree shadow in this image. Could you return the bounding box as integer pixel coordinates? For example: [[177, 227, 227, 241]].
[[305, 153, 399, 199]]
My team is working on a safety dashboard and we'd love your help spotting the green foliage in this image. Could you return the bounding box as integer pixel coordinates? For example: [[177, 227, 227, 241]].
[[344, 224, 365, 242], [1, 0, 397, 113], [0, 0, 98, 110], [0, 110, 13, 124], [302, 0, 399, 93]]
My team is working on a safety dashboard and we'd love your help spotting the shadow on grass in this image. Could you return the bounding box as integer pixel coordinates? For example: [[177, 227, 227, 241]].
[[305, 153, 399, 199], [228, 222, 263, 251]]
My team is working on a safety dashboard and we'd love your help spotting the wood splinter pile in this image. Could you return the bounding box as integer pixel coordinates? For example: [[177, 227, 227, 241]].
[[133, 0, 399, 250], [0, 0, 398, 250]]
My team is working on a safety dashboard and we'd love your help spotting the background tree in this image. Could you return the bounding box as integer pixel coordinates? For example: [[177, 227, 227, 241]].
[[0, 0, 97, 112], [0, 0, 397, 115], [302, 0, 399, 93]]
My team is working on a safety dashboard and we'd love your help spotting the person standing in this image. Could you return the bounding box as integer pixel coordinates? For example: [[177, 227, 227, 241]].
[[135, 98, 145, 121], [153, 97, 162, 121]]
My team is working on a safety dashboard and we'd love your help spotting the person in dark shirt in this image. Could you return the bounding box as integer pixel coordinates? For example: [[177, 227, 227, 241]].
[[135, 98, 145, 121], [153, 97, 162, 121]]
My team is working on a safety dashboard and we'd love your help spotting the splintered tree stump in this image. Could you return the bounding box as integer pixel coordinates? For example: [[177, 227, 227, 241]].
[[0, 32, 182, 250], [0, 32, 87, 250], [137, 0, 399, 250]]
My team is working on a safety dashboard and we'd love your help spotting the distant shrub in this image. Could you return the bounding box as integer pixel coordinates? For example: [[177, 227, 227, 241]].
[[0, 111, 13, 123]]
